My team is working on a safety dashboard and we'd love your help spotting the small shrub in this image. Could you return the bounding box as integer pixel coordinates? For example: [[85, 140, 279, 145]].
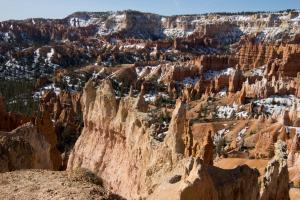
[[215, 136, 226, 156], [68, 168, 103, 186]]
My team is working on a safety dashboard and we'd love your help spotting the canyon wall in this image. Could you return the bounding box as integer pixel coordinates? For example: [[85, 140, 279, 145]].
[[68, 79, 291, 199]]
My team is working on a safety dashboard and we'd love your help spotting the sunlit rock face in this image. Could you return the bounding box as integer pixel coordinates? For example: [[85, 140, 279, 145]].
[[67, 79, 218, 199], [67, 79, 291, 199]]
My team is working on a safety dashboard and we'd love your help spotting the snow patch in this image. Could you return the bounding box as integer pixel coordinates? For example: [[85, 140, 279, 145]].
[[122, 43, 145, 50], [204, 67, 236, 80], [213, 128, 229, 145], [216, 103, 238, 119], [250, 65, 266, 76], [163, 28, 194, 38], [33, 84, 61, 99], [218, 88, 227, 97], [216, 103, 248, 119], [236, 127, 248, 141], [253, 95, 300, 115], [182, 77, 200, 86], [34, 48, 40, 64], [144, 92, 170, 103], [46, 48, 55, 63], [236, 111, 249, 118]]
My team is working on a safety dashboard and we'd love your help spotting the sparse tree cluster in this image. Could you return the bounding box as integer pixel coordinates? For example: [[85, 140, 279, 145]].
[[0, 79, 38, 116]]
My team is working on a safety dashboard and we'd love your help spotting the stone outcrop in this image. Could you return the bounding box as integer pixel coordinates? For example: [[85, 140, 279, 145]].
[[251, 123, 283, 159], [109, 66, 138, 86], [194, 55, 235, 72], [288, 132, 300, 189], [296, 73, 300, 98], [38, 90, 83, 156], [39, 90, 82, 126], [0, 96, 62, 171], [68, 79, 181, 198], [165, 99, 186, 154], [184, 123, 214, 165], [242, 76, 297, 99], [236, 44, 278, 70], [280, 45, 300, 77], [288, 132, 300, 168], [260, 140, 290, 200], [228, 68, 243, 93], [237, 85, 246, 105], [236, 43, 300, 77], [137, 63, 200, 85], [35, 112, 62, 170], [0, 123, 53, 172]]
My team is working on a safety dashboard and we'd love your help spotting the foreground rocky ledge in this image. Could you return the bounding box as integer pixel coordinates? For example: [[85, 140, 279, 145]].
[[0, 169, 124, 200]]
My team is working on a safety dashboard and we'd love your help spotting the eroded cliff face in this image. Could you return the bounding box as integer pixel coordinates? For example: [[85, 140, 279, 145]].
[[260, 140, 290, 200], [288, 132, 300, 192], [236, 44, 300, 77], [68, 79, 179, 198], [67, 79, 223, 198], [67, 79, 291, 199], [35, 112, 62, 170]]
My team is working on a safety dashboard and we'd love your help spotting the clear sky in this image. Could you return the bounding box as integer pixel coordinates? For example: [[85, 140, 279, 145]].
[[0, 0, 299, 21]]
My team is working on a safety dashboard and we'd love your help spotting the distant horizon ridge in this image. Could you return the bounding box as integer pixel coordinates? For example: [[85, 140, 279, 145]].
[[2, 8, 300, 22]]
